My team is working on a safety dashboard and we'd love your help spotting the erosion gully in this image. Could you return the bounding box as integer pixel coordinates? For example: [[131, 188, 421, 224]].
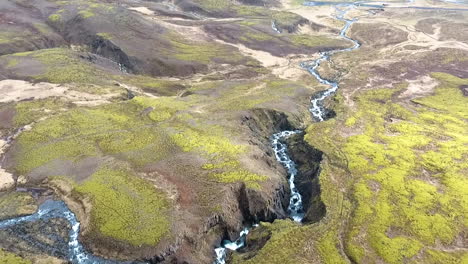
[[214, 5, 360, 264], [0, 4, 362, 264]]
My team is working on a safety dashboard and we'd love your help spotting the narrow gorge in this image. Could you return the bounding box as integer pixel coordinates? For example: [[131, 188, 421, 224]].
[[213, 4, 361, 263]]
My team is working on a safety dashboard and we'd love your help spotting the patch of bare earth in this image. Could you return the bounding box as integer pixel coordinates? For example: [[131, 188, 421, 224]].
[[399, 75, 439, 98], [0, 80, 118, 105]]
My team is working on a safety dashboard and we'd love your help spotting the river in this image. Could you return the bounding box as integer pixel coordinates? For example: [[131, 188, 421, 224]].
[[213, 4, 361, 264]]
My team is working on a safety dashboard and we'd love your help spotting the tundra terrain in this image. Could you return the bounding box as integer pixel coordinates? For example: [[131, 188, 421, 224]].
[[0, 0, 467, 263]]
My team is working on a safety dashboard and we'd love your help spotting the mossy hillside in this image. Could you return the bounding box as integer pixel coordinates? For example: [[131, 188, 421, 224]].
[[231, 220, 320, 263], [194, 0, 304, 27], [237, 73, 467, 263], [289, 35, 347, 49], [123, 75, 186, 96], [14, 98, 73, 127], [12, 92, 266, 189], [48, 0, 116, 22], [9, 98, 178, 246], [0, 48, 115, 87], [166, 33, 256, 65], [74, 167, 170, 246], [2, 48, 185, 96], [12, 98, 187, 174], [0, 27, 53, 53], [169, 118, 268, 189], [29, 48, 109, 84], [306, 73, 468, 263], [211, 79, 302, 111], [232, 22, 348, 54], [0, 249, 31, 264]]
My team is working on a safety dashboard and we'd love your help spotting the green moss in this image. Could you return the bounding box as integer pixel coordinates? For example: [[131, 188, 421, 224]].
[[271, 11, 304, 29], [48, 14, 62, 23], [240, 31, 273, 42], [124, 75, 186, 96], [171, 126, 245, 156], [75, 167, 170, 245], [317, 231, 348, 264], [212, 170, 267, 189], [212, 78, 300, 111], [168, 34, 247, 64], [301, 73, 468, 263], [96, 32, 112, 40], [289, 35, 344, 48], [195, 0, 231, 11], [132, 96, 189, 122], [14, 97, 71, 126], [232, 221, 310, 263], [30, 48, 109, 84], [78, 10, 95, 18], [13, 100, 180, 173], [417, 250, 468, 264], [0, 249, 31, 264]]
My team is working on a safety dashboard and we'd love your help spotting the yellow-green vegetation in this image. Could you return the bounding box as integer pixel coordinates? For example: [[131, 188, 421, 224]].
[[14, 97, 72, 126], [171, 122, 267, 188], [290, 35, 346, 48], [271, 11, 305, 29], [314, 73, 467, 263], [132, 96, 190, 122], [233, 72, 467, 263], [167, 34, 248, 64], [0, 31, 36, 45], [194, 0, 231, 11], [31, 48, 107, 83], [212, 79, 301, 111], [78, 10, 95, 18], [48, 14, 62, 23], [232, 220, 312, 263], [0, 249, 31, 264], [11, 98, 179, 245], [74, 167, 169, 245], [96, 32, 112, 40], [123, 75, 186, 96], [13, 99, 182, 174], [0, 192, 37, 220]]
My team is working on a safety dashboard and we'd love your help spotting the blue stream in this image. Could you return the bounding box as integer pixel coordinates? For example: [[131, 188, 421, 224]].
[[0, 200, 138, 263], [214, 4, 361, 264]]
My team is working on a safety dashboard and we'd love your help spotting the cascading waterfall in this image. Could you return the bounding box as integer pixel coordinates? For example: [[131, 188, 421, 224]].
[[213, 5, 360, 263], [214, 227, 250, 264], [271, 130, 304, 222]]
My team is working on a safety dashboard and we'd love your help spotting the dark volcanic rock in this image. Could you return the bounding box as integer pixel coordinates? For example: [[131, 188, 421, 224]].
[[286, 133, 326, 223], [0, 217, 70, 260]]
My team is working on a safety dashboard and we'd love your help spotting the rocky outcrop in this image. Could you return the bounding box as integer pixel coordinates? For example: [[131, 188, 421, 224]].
[[286, 133, 325, 223]]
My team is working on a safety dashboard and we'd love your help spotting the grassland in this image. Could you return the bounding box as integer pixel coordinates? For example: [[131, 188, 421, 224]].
[[233, 72, 468, 263], [74, 167, 170, 246], [0, 249, 30, 264]]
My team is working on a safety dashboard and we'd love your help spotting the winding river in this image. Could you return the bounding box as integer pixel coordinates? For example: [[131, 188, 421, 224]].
[[214, 4, 361, 264]]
